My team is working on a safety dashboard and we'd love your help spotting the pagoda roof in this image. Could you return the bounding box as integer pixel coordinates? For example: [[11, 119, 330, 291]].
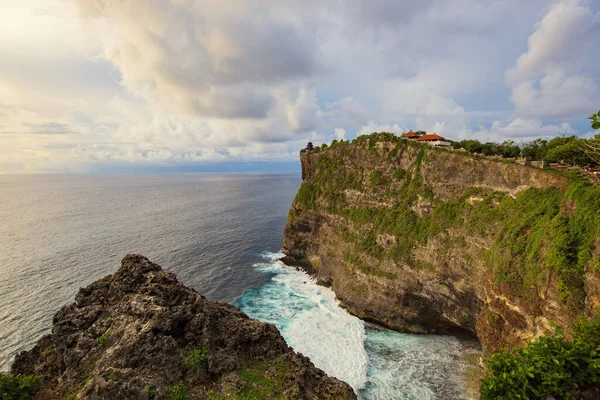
[[401, 131, 419, 138], [417, 133, 445, 141]]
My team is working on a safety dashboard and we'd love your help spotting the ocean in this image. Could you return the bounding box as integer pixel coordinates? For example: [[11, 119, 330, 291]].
[[0, 173, 479, 399]]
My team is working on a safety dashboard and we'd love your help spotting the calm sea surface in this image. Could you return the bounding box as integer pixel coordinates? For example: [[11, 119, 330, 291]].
[[0, 174, 478, 399]]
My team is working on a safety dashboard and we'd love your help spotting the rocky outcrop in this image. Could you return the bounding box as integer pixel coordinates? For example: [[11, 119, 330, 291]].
[[283, 137, 600, 354], [11, 254, 355, 400]]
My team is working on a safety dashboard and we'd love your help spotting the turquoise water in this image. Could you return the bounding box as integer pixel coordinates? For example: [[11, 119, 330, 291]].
[[235, 252, 479, 400]]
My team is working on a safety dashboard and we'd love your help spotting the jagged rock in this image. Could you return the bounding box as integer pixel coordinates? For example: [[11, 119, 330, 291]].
[[11, 254, 355, 400]]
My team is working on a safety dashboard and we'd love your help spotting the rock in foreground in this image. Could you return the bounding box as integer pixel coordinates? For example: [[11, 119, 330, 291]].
[[12, 254, 355, 399]]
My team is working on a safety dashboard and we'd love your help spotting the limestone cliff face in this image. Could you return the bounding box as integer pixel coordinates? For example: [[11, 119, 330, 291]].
[[11, 255, 355, 400], [283, 138, 600, 354]]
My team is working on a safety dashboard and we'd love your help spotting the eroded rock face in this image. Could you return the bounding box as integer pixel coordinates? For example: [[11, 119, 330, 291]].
[[11, 255, 355, 400], [283, 140, 598, 354]]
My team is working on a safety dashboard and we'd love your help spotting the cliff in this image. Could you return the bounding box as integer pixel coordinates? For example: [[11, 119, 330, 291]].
[[283, 134, 600, 354], [10, 255, 355, 400]]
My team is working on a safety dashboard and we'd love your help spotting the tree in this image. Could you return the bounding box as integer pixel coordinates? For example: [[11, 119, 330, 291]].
[[546, 135, 578, 153], [414, 130, 426, 136], [498, 140, 521, 158], [585, 110, 600, 164], [579, 136, 600, 165], [522, 138, 548, 160], [460, 139, 483, 154], [545, 140, 592, 166], [589, 109, 600, 130], [482, 142, 500, 156]]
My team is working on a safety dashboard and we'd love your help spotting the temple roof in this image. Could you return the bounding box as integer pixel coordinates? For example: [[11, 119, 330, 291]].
[[417, 133, 445, 141]]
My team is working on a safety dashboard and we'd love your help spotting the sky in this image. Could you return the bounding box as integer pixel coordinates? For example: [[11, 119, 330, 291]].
[[0, 0, 599, 173]]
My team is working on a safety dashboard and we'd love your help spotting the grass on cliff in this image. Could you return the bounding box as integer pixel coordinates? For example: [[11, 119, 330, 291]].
[[166, 383, 189, 400], [488, 176, 600, 310], [185, 347, 208, 378], [291, 133, 600, 308], [0, 373, 40, 400], [97, 328, 111, 347], [481, 312, 600, 399], [207, 359, 292, 400]]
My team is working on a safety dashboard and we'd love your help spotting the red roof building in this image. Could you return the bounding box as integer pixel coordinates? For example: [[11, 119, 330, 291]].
[[416, 133, 445, 142], [401, 130, 420, 139]]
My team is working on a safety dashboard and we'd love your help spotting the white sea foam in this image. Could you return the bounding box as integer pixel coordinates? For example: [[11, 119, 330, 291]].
[[235, 252, 369, 392], [361, 326, 471, 399], [235, 252, 477, 400]]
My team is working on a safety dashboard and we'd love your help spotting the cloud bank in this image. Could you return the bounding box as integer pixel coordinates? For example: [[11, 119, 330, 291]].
[[0, 0, 599, 172]]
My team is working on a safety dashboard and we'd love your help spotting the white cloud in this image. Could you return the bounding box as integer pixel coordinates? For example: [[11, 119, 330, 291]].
[[357, 122, 406, 136], [69, 0, 323, 120], [476, 118, 575, 140], [1, 0, 599, 172], [506, 0, 600, 119], [334, 128, 346, 141], [510, 68, 597, 119]]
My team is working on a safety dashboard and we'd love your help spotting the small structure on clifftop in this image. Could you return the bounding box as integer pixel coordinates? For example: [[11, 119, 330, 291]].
[[401, 130, 420, 140], [306, 142, 314, 151], [417, 133, 451, 147]]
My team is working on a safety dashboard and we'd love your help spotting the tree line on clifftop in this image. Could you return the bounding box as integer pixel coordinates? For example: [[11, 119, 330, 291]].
[[302, 111, 600, 168], [452, 135, 600, 167], [304, 134, 600, 168]]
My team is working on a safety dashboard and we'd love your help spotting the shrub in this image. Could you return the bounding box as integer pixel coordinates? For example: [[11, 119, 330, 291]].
[[97, 328, 111, 347], [0, 373, 41, 400], [481, 313, 600, 399], [185, 347, 207, 377], [370, 170, 387, 186], [166, 384, 188, 400], [393, 169, 407, 180], [295, 183, 319, 210], [488, 176, 600, 308]]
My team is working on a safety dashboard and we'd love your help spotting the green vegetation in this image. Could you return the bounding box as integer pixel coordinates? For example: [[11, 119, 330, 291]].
[[292, 133, 600, 306], [590, 109, 600, 130], [40, 344, 54, 358], [393, 169, 407, 180], [303, 128, 600, 169], [545, 136, 595, 166], [451, 139, 521, 158], [448, 133, 600, 167], [166, 384, 189, 400], [295, 182, 320, 210], [0, 373, 41, 400], [521, 138, 548, 160], [235, 360, 290, 399], [481, 313, 600, 400], [97, 328, 111, 347], [488, 174, 600, 309], [207, 359, 292, 400], [353, 131, 399, 149], [370, 170, 387, 186], [146, 385, 157, 399], [185, 347, 208, 378]]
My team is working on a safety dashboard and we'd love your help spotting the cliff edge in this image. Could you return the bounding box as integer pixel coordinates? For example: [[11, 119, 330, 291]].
[[10, 254, 355, 399], [283, 135, 600, 354]]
